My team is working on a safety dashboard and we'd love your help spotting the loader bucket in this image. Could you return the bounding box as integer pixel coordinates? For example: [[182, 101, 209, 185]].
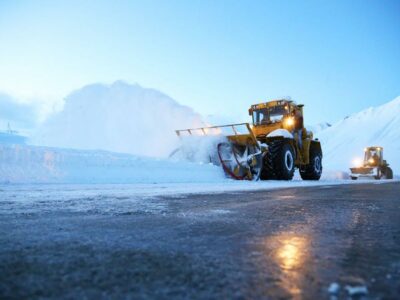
[[350, 167, 374, 175]]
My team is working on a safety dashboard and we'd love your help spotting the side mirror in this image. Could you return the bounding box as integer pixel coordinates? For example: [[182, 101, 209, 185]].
[[248, 109, 252, 116]]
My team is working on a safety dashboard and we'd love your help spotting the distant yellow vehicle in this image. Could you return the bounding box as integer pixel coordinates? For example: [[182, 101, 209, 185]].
[[176, 99, 322, 181], [350, 147, 393, 180]]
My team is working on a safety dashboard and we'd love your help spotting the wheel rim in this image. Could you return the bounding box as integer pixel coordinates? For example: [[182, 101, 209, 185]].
[[284, 150, 294, 171], [314, 156, 321, 174]]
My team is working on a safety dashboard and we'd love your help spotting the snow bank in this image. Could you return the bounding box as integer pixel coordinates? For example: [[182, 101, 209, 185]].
[[316, 96, 400, 175], [0, 144, 224, 184], [32, 81, 204, 158]]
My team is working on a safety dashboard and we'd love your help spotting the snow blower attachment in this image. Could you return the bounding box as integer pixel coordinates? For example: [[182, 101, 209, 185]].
[[176, 123, 263, 180], [175, 99, 323, 181], [350, 147, 393, 180]]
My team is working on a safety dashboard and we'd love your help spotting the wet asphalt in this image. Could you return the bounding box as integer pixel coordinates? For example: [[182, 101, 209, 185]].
[[0, 182, 400, 299]]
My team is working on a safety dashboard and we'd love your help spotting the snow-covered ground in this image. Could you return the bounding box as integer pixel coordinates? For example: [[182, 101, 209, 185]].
[[0, 141, 397, 196]]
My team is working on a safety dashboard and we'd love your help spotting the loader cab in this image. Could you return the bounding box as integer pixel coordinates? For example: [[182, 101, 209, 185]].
[[364, 147, 383, 167], [251, 105, 289, 125], [249, 100, 304, 131]]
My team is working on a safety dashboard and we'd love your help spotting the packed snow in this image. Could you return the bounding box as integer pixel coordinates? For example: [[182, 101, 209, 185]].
[[267, 129, 293, 139], [0, 144, 223, 184]]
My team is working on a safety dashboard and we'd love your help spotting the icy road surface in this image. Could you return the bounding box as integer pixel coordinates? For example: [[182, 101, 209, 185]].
[[1, 182, 400, 299]]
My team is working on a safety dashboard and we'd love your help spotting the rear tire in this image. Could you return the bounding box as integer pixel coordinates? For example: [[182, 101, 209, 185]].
[[300, 143, 323, 180]]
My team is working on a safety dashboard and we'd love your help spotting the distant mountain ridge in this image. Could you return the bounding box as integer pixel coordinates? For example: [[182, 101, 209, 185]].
[[308, 122, 331, 135]]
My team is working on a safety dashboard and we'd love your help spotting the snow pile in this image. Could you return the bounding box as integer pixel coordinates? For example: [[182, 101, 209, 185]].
[[32, 81, 204, 158], [317, 96, 400, 175], [0, 144, 224, 184], [267, 129, 293, 139]]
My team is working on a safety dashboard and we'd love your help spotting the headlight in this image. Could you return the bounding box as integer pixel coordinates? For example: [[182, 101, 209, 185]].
[[352, 158, 363, 167], [285, 117, 294, 127], [368, 158, 375, 164]]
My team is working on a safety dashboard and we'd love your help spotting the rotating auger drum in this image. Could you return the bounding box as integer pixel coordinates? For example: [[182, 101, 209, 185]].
[[217, 140, 263, 181]]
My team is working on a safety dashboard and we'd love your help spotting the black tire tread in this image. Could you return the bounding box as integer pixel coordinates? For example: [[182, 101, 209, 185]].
[[385, 167, 393, 180], [300, 143, 322, 180], [261, 140, 295, 180]]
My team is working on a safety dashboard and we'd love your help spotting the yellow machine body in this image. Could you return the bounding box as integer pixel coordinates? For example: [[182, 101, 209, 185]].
[[350, 146, 393, 180], [175, 99, 323, 181], [248, 99, 318, 166]]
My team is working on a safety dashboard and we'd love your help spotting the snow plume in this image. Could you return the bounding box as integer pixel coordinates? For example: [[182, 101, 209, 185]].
[[170, 135, 226, 164], [32, 81, 204, 158], [316, 96, 400, 175]]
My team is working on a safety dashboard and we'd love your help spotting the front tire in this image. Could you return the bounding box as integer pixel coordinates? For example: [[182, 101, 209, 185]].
[[300, 143, 323, 180], [273, 141, 296, 180], [384, 167, 393, 180]]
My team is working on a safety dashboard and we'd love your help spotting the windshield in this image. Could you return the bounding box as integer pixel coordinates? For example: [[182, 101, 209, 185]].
[[365, 148, 382, 164], [252, 105, 289, 125]]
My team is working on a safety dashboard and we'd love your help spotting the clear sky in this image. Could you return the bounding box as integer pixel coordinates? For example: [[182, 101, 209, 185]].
[[0, 0, 399, 124]]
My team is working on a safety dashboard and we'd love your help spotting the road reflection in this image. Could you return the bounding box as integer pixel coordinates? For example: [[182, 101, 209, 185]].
[[263, 230, 311, 298], [276, 235, 308, 270]]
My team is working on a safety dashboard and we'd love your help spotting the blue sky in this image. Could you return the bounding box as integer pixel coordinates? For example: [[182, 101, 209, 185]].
[[0, 0, 399, 124]]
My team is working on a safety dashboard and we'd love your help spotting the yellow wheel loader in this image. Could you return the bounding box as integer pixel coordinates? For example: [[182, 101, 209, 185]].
[[175, 99, 322, 181], [350, 147, 393, 180]]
